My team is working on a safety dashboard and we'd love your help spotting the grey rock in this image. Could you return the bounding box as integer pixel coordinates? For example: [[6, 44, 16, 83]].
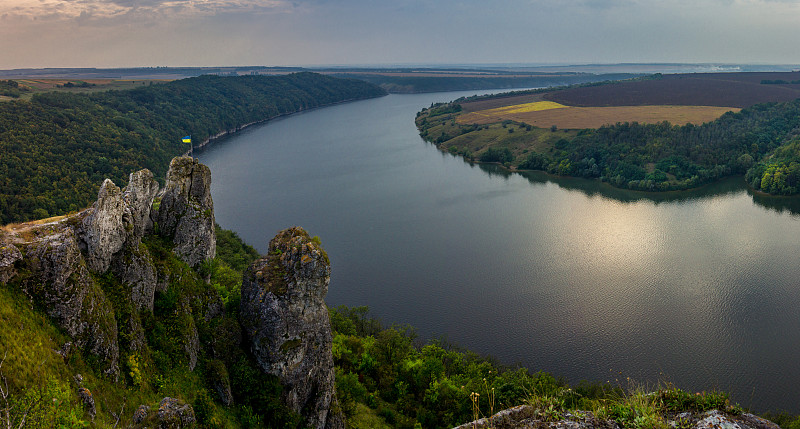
[[77, 387, 96, 420], [22, 229, 119, 378], [453, 408, 780, 429], [132, 405, 150, 424], [240, 227, 342, 429], [695, 410, 781, 429], [112, 244, 157, 312], [208, 360, 234, 407], [157, 397, 196, 429], [0, 240, 22, 284], [156, 156, 215, 267], [184, 306, 199, 371], [79, 179, 127, 272], [127, 311, 147, 352], [122, 169, 160, 243]]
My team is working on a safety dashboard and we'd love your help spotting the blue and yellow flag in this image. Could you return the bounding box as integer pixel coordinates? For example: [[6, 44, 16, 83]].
[[182, 136, 191, 144]]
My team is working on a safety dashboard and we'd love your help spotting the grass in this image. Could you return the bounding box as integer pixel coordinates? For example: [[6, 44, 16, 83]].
[[513, 379, 742, 429], [347, 403, 393, 429]]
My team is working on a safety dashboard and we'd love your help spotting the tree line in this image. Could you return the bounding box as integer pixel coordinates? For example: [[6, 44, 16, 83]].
[[418, 98, 800, 195], [0, 73, 386, 224]]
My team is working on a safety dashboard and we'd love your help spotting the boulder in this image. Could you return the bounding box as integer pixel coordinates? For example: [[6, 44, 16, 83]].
[[77, 387, 96, 420], [155, 157, 215, 267], [451, 408, 782, 429], [132, 405, 149, 424], [240, 227, 342, 429], [157, 397, 196, 429], [208, 360, 234, 407]]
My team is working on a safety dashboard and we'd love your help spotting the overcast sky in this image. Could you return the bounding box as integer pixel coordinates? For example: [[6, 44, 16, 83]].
[[1, 0, 799, 69]]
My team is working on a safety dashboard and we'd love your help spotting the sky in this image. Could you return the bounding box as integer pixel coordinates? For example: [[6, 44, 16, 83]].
[[1, 0, 800, 69]]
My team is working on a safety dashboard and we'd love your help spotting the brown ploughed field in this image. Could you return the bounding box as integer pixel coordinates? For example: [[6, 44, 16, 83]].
[[542, 72, 800, 108]]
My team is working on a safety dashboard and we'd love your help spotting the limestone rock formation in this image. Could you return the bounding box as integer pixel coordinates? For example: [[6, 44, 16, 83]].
[[240, 227, 343, 429], [155, 156, 216, 267], [452, 407, 781, 429], [156, 397, 196, 429], [21, 228, 119, 378], [112, 244, 157, 312], [0, 159, 220, 380], [80, 179, 127, 272], [0, 240, 22, 284], [122, 169, 160, 242]]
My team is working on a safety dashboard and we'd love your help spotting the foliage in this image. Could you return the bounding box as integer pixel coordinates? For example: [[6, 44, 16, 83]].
[[479, 147, 513, 164], [746, 137, 800, 194], [417, 96, 800, 195], [0, 80, 28, 98], [0, 73, 386, 224]]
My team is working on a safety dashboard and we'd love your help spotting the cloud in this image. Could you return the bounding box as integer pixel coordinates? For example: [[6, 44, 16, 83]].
[[0, 0, 295, 21]]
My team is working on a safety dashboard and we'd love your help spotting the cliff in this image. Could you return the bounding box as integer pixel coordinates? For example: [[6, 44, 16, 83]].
[[0, 156, 341, 428]]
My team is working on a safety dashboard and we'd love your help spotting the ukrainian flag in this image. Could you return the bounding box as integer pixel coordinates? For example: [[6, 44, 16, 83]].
[[182, 136, 191, 144]]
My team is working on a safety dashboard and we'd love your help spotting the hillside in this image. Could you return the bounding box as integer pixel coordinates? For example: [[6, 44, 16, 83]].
[[0, 72, 386, 224], [416, 74, 800, 194]]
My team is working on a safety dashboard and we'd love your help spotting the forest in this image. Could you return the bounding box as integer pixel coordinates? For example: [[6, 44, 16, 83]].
[[0, 73, 386, 224], [417, 97, 800, 194]]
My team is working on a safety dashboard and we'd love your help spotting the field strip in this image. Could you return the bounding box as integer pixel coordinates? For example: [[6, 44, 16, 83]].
[[481, 101, 568, 115], [458, 105, 741, 128]]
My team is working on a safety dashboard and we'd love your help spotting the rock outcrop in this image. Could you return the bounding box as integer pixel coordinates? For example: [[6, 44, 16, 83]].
[[452, 407, 781, 429], [240, 227, 343, 429], [156, 397, 196, 429], [122, 168, 160, 242], [77, 387, 96, 420], [155, 156, 216, 267], [0, 240, 22, 284], [80, 179, 127, 273], [0, 158, 219, 380], [21, 228, 120, 378]]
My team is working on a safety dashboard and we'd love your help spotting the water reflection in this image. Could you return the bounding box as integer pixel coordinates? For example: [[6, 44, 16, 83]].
[[473, 163, 800, 216]]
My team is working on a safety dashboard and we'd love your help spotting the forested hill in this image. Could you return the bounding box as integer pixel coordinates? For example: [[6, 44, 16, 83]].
[[0, 72, 386, 224]]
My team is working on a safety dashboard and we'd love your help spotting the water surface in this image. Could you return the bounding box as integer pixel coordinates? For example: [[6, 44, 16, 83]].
[[198, 91, 800, 413]]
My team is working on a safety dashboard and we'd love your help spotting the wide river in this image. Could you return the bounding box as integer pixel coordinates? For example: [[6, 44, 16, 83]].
[[197, 91, 800, 413]]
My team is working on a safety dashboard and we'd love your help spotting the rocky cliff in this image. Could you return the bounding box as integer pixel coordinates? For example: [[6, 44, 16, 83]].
[[0, 157, 215, 380], [241, 227, 344, 429], [0, 156, 343, 429]]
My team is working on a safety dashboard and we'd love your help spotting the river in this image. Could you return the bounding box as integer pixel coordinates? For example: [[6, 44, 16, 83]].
[[197, 90, 800, 413]]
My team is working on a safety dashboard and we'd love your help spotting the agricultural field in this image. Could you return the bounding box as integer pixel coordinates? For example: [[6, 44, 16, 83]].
[[455, 72, 800, 129], [2, 78, 169, 101], [543, 72, 800, 108], [458, 102, 740, 129], [416, 71, 800, 194]]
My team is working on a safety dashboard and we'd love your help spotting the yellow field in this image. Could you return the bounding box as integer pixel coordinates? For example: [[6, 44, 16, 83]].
[[458, 104, 741, 129], [479, 101, 567, 115]]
